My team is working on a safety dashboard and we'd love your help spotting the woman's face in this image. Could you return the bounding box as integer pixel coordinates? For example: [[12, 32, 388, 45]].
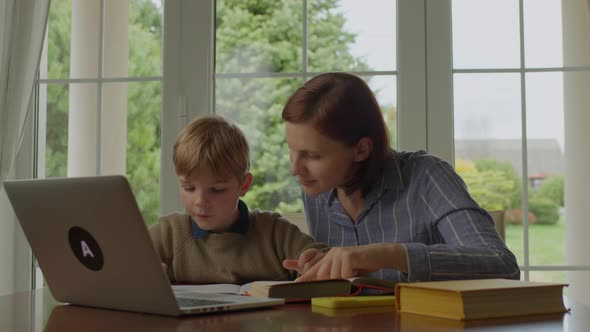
[[285, 121, 363, 197]]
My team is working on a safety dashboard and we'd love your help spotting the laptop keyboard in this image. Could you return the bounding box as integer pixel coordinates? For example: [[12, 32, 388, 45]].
[[176, 297, 232, 308]]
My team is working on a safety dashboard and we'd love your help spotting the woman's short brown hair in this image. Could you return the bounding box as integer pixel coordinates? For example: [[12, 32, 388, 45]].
[[173, 115, 250, 181], [282, 72, 391, 195]]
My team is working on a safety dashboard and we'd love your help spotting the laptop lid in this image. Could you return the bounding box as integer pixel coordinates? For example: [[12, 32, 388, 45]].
[[3, 175, 283, 316]]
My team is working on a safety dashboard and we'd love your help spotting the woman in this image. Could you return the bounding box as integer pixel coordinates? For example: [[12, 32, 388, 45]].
[[281, 72, 519, 283]]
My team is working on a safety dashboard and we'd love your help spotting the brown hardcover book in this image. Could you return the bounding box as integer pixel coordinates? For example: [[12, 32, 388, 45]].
[[395, 278, 568, 320], [245, 277, 396, 301]]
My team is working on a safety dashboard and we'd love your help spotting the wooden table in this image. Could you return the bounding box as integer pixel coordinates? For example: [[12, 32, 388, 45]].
[[0, 288, 586, 331]]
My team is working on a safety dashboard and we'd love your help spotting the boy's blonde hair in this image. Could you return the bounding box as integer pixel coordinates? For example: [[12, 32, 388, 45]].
[[173, 115, 250, 181]]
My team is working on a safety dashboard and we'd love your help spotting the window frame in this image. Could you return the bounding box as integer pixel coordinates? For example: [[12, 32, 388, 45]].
[[161, 0, 409, 213], [21, 0, 588, 289], [28, 0, 165, 288], [162, 0, 590, 281]]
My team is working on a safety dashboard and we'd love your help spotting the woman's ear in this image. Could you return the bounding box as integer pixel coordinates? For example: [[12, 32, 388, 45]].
[[353, 137, 373, 162], [239, 173, 253, 196]]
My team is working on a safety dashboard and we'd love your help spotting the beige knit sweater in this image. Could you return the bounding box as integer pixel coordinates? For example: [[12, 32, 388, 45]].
[[148, 210, 327, 285]]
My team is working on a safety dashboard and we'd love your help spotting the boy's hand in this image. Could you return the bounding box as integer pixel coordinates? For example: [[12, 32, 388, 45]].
[[282, 248, 325, 278], [161, 262, 167, 273]]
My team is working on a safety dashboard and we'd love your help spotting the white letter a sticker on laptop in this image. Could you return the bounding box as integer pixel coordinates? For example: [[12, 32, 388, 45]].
[[68, 226, 104, 271], [80, 241, 95, 258]]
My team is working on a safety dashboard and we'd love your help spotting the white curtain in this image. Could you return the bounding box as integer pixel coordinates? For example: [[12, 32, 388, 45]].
[[0, 0, 50, 182], [0, 0, 50, 296]]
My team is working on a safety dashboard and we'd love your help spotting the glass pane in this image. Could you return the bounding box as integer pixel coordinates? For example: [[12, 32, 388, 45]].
[[128, 81, 162, 225], [35, 266, 44, 289], [529, 270, 566, 285], [361, 75, 398, 148], [523, 0, 563, 68], [44, 0, 73, 79], [103, 0, 163, 77], [43, 83, 70, 178], [453, 73, 523, 264], [452, 0, 520, 69], [103, 82, 162, 225], [216, 75, 397, 212], [309, 0, 397, 72], [505, 222, 524, 267], [44, 0, 163, 79], [215, 1, 303, 74], [216, 77, 304, 213], [526, 72, 565, 266], [454, 73, 522, 140], [42, 83, 104, 176]]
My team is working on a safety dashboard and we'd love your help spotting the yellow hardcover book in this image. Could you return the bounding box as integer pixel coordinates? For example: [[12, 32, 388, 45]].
[[312, 304, 396, 318], [244, 277, 396, 301], [312, 295, 396, 308], [395, 278, 569, 320], [397, 311, 566, 331]]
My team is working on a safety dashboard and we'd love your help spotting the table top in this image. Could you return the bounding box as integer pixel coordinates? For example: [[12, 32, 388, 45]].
[[0, 288, 586, 332]]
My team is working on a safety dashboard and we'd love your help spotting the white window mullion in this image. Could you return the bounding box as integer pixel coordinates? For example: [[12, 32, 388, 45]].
[[101, 0, 130, 176], [160, 0, 215, 215], [38, 29, 48, 180], [302, 0, 308, 80], [517, 0, 530, 281], [68, 0, 100, 177], [97, 0, 105, 175], [397, 0, 427, 152], [425, 0, 454, 164]]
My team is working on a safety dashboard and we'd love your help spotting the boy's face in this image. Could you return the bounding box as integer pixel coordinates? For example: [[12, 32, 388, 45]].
[[178, 167, 252, 233]]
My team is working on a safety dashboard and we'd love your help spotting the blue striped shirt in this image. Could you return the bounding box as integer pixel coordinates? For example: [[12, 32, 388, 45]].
[[303, 150, 520, 283]]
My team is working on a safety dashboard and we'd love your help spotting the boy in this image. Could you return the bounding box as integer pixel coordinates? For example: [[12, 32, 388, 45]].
[[149, 115, 326, 284]]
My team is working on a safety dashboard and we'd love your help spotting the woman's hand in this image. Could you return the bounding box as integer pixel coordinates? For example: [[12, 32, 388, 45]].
[[282, 248, 326, 277], [294, 243, 408, 282]]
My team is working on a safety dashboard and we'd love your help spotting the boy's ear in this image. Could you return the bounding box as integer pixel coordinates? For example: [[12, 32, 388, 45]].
[[353, 137, 373, 162], [239, 173, 253, 196]]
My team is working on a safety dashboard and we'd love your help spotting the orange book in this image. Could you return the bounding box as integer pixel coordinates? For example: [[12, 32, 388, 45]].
[[395, 278, 568, 320]]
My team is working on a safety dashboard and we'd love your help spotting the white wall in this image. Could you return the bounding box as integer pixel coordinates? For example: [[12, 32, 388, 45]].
[[564, 0, 590, 307]]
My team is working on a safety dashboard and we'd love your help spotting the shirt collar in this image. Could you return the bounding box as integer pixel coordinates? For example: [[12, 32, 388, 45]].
[[364, 151, 405, 205], [191, 200, 250, 239], [317, 151, 405, 207], [382, 150, 405, 191]]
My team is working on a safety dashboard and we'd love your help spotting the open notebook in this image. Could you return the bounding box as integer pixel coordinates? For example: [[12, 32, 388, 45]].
[[3, 175, 284, 316]]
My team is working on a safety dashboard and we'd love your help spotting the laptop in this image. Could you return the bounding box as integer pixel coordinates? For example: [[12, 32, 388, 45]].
[[3, 175, 284, 316]]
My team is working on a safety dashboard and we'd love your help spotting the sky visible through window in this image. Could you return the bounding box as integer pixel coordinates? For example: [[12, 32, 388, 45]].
[[339, 0, 564, 150]]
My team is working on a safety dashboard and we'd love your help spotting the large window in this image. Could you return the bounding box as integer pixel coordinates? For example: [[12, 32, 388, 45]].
[[29, 0, 590, 293], [38, 0, 163, 224], [34, 0, 163, 286], [214, 0, 398, 213], [451, 0, 575, 283]]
